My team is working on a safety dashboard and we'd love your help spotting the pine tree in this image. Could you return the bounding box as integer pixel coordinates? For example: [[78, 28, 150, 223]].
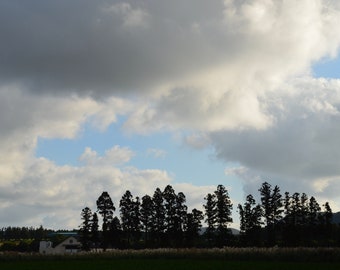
[[131, 196, 141, 246], [163, 185, 177, 235], [152, 187, 166, 246], [91, 213, 99, 250], [308, 196, 321, 226], [238, 195, 262, 234], [258, 182, 282, 246], [174, 191, 188, 246], [79, 207, 92, 251], [175, 192, 188, 232], [259, 182, 283, 226], [323, 202, 333, 225], [96, 191, 115, 250], [109, 216, 122, 248], [140, 195, 154, 245], [96, 191, 115, 232], [214, 184, 233, 246], [203, 192, 216, 245], [215, 185, 233, 229], [300, 193, 309, 226], [185, 208, 203, 247], [119, 190, 134, 247]]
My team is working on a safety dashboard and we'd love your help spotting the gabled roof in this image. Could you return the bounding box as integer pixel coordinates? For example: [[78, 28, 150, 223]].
[[55, 236, 81, 249]]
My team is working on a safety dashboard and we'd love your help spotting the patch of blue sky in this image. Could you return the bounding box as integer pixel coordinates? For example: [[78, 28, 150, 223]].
[[312, 54, 340, 79], [36, 117, 233, 187]]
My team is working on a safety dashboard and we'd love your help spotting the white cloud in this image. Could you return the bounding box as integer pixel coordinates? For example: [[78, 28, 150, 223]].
[[147, 148, 167, 159], [79, 146, 135, 166], [212, 77, 340, 201]]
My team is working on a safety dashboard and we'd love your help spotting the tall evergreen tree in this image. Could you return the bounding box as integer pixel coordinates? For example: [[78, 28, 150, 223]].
[[109, 216, 122, 248], [131, 196, 141, 246], [140, 195, 154, 245], [300, 193, 309, 226], [308, 196, 321, 226], [79, 207, 92, 251], [203, 192, 216, 245], [96, 191, 115, 232], [323, 202, 333, 225], [175, 192, 188, 231], [91, 212, 99, 250], [163, 185, 177, 234], [152, 187, 166, 246], [119, 190, 134, 247], [291, 192, 301, 226], [271, 185, 283, 224], [96, 191, 115, 250], [174, 191, 188, 247], [238, 194, 262, 245], [215, 185, 233, 229], [185, 208, 203, 247], [214, 184, 233, 246], [259, 182, 283, 226], [259, 182, 282, 245]]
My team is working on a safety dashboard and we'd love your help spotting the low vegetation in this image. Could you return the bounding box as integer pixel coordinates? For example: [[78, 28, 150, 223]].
[[1, 248, 340, 270]]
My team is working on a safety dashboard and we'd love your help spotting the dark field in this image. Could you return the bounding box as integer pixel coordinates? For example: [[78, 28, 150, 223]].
[[1, 248, 340, 270], [1, 258, 340, 270]]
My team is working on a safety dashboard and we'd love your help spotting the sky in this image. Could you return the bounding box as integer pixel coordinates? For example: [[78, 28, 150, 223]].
[[1, 0, 340, 229]]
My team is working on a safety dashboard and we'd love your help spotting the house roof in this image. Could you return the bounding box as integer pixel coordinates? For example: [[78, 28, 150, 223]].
[[55, 236, 81, 249]]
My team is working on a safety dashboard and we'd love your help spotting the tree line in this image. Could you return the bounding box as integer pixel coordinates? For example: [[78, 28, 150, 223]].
[[80, 184, 233, 250], [1, 182, 338, 251], [80, 182, 340, 250], [238, 182, 335, 246]]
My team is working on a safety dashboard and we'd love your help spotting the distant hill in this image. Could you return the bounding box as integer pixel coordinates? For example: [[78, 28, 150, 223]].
[[332, 211, 340, 224]]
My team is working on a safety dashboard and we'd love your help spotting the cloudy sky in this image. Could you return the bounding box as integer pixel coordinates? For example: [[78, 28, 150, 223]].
[[1, 0, 340, 229]]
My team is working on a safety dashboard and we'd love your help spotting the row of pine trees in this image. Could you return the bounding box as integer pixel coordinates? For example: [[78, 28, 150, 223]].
[[79, 182, 339, 250], [80, 184, 233, 249]]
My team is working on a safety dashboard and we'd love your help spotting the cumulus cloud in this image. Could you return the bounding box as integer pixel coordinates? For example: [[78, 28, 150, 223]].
[[216, 77, 340, 200], [1, 0, 340, 228], [79, 146, 135, 166], [0, 151, 216, 229]]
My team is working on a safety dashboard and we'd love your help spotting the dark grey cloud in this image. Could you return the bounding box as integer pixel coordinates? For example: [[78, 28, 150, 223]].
[[0, 0, 228, 97]]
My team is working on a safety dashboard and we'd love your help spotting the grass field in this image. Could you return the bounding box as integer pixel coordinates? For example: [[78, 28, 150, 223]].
[[1, 248, 340, 270], [1, 258, 340, 270]]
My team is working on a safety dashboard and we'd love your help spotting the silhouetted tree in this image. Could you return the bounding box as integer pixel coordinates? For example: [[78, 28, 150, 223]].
[[308, 196, 321, 226], [91, 213, 99, 250], [203, 193, 216, 246], [79, 206, 92, 251], [120, 190, 134, 247], [131, 196, 141, 246], [185, 208, 203, 247], [152, 188, 166, 246], [109, 216, 122, 248], [238, 194, 263, 245], [324, 202, 333, 225], [96, 191, 115, 250], [214, 184, 233, 246], [140, 195, 154, 246], [259, 182, 282, 245]]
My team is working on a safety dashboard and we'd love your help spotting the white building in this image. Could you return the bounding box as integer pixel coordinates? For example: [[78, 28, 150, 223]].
[[39, 236, 81, 254]]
